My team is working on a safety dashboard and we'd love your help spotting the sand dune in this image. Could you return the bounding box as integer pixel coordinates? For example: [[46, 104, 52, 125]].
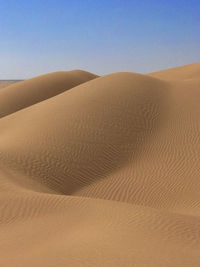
[[0, 70, 98, 118], [149, 62, 200, 80], [0, 63, 200, 266], [0, 80, 21, 89]]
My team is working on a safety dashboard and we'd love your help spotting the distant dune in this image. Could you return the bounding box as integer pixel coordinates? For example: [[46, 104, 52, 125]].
[[0, 63, 200, 266], [149, 62, 200, 80], [0, 80, 21, 89], [0, 70, 98, 118]]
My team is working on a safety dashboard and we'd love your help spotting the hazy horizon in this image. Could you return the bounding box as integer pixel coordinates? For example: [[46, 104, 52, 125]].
[[0, 0, 200, 79]]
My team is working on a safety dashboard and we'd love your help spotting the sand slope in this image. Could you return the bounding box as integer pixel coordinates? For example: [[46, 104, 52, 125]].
[[0, 80, 21, 89], [0, 70, 98, 118], [0, 64, 200, 266], [149, 62, 200, 80]]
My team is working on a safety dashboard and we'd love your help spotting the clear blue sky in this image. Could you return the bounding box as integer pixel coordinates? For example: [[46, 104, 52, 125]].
[[0, 0, 199, 79]]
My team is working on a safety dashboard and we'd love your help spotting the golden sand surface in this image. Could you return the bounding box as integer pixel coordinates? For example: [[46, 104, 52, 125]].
[[0, 63, 200, 266]]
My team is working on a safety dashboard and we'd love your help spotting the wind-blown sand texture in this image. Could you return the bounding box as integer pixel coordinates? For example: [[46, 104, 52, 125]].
[[0, 63, 200, 266]]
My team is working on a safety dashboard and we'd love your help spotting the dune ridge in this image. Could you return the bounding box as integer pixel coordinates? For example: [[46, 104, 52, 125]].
[[0, 63, 200, 266], [149, 61, 200, 80], [0, 70, 98, 118], [0, 80, 22, 89]]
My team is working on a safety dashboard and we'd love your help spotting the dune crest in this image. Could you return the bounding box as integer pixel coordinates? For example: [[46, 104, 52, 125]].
[[0, 70, 98, 118], [149, 62, 200, 80], [0, 63, 200, 266], [0, 80, 21, 89]]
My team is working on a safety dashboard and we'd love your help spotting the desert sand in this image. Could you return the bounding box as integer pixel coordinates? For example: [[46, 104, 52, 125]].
[[0, 62, 200, 266], [0, 70, 98, 118], [0, 80, 21, 89]]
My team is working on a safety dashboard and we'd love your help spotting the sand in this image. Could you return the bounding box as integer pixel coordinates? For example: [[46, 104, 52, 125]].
[[0, 70, 98, 118], [0, 80, 21, 89], [0, 63, 200, 266]]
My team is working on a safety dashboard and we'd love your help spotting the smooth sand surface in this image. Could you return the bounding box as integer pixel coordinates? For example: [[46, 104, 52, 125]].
[[149, 62, 200, 80], [0, 70, 98, 118], [0, 63, 200, 266], [0, 80, 21, 89]]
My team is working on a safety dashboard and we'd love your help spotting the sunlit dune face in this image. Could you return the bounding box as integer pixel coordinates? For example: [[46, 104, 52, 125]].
[[0, 63, 200, 267]]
